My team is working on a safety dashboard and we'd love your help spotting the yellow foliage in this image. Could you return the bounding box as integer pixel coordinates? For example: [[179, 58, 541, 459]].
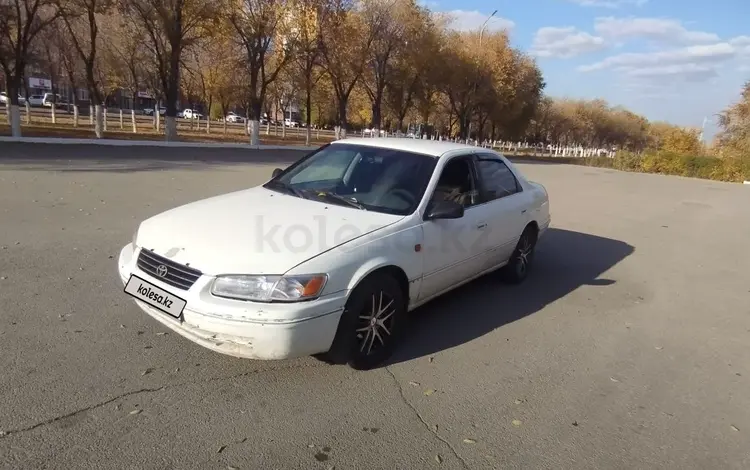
[[659, 126, 703, 154]]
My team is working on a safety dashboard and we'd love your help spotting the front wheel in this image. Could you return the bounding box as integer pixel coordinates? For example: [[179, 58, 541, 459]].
[[318, 274, 406, 370], [501, 226, 537, 284]]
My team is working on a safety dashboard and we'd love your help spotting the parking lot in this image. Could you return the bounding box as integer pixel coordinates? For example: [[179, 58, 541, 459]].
[[1, 143, 749, 469]]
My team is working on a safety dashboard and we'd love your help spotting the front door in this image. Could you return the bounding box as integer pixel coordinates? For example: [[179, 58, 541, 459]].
[[418, 155, 491, 301]]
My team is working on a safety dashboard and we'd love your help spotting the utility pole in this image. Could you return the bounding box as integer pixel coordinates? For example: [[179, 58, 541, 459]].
[[699, 116, 708, 143], [468, 10, 498, 143], [479, 10, 498, 47]]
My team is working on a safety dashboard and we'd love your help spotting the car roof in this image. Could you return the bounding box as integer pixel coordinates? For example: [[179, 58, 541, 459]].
[[330, 137, 491, 158]]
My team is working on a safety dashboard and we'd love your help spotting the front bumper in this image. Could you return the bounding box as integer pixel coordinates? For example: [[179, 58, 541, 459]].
[[117, 243, 346, 360]]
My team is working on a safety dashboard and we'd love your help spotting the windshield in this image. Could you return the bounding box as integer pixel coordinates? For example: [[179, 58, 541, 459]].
[[264, 143, 437, 215]]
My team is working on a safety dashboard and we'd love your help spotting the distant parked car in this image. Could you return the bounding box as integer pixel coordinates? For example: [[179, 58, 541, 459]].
[[284, 118, 299, 127], [26, 95, 44, 107], [0, 92, 25, 105], [181, 109, 203, 119], [42, 93, 64, 107], [223, 112, 244, 123], [144, 107, 166, 116]]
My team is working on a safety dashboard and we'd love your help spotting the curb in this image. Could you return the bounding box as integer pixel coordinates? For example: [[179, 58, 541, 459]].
[[0, 136, 318, 151]]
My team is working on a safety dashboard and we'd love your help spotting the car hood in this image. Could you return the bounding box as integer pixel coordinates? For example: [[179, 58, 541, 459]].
[[135, 186, 403, 275]]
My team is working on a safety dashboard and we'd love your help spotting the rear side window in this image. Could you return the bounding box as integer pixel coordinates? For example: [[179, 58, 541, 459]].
[[475, 155, 521, 201]]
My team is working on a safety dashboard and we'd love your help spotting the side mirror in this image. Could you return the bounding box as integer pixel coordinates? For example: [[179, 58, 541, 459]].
[[272, 168, 283, 178], [425, 200, 464, 220]]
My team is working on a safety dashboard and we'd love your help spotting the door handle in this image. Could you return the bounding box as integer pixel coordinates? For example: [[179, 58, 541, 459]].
[[521, 209, 527, 214], [476, 222, 488, 230]]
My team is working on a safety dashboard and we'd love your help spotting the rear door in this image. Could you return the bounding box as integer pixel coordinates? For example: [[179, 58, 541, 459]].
[[473, 153, 532, 270]]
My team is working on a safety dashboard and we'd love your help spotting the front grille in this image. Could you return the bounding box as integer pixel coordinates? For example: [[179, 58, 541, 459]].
[[137, 249, 202, 290]]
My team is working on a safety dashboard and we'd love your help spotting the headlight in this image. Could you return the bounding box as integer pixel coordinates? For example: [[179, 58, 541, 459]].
[[211, 274, 328, 302]]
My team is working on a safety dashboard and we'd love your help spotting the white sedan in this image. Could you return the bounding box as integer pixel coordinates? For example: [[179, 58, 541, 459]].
[[118, 138, 551, 370], [223, 112, 244, 123]]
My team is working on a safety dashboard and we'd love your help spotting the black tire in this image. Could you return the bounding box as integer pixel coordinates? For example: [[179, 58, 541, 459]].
[[501, 225, 538, 284], [318, 273, 406, 370]]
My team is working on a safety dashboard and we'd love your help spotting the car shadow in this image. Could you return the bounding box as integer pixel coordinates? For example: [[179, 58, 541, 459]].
[[384, 228, 635, 366], [0, 143, 308, 173]]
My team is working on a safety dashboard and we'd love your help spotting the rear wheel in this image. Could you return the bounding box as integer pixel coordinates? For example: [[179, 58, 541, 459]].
[[318, 273, 406, 370], [502, 226, 537, 284]]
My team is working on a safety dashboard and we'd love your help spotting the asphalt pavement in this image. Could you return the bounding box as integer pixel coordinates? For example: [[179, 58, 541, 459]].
[[1, 143, 749, 469]]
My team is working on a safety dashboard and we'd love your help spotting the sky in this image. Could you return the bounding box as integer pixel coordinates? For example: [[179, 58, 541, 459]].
[[424, 0, 750, 141]]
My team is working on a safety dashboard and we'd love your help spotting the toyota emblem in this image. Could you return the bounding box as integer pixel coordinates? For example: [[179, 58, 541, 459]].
[[156, 265, 168, 278]]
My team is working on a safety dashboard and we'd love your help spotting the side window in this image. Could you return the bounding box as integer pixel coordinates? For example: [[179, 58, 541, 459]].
[[430, 157, 479, 208], [476, 156, 521, 202]]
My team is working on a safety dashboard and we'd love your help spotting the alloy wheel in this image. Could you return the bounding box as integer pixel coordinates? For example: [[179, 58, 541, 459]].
[[516, 233, 533, 277], [355, 291, 396, 356]]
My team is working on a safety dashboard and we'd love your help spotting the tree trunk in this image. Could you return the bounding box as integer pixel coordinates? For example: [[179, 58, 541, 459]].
[[89, 105, 94, 125], [336, 98, 348, 140], [9, 105, 21, 137], [73, 105, 79, 127], [131, 109, 137, 133], [120, 109, 124, 129], [281, 114, 286, 138], [94, 105, 104, 138], [25, 102, 31, 125], [248, 119, 260, 145], [51, 105, 56, 124], [371, 100, 382, 131], [305, 85, 312, 146], [165, 116, 177, 141], [103, 108, 108, 132], [206, 99, 212, 134], [155, 104, 161, 132]]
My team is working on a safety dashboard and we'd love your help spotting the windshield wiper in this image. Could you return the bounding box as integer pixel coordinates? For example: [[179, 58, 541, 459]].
[[316, 192, 367, 210], [266, 181, 307, 199]]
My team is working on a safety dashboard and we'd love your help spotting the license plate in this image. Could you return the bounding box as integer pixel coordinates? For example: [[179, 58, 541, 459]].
[[124, 275, 186, 319]]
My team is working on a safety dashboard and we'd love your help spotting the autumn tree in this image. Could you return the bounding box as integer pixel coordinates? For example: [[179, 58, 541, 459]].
[[34, 20, 66, 122], [229, 0, 291, 144], [406, 13, 444, 135], [121, 0, 221, 141], [55, 0, 117, 137], [214, 58, 243, 133], [0, 0, 60, 136], [716, 80, 750, 159], [286, 0, 331, 144], [185, 33, 234, 132], [319, 0, 375, 138], [358, 0, 414, 132], [438, 31, 488, 140], [105, 9, 147, 132]]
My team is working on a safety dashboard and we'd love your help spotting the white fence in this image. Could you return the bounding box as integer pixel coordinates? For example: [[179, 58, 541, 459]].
[[358, 129, 617, 158]]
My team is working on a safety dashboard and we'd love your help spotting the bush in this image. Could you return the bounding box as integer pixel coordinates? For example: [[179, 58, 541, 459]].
[[582, 149, 749, 182]]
